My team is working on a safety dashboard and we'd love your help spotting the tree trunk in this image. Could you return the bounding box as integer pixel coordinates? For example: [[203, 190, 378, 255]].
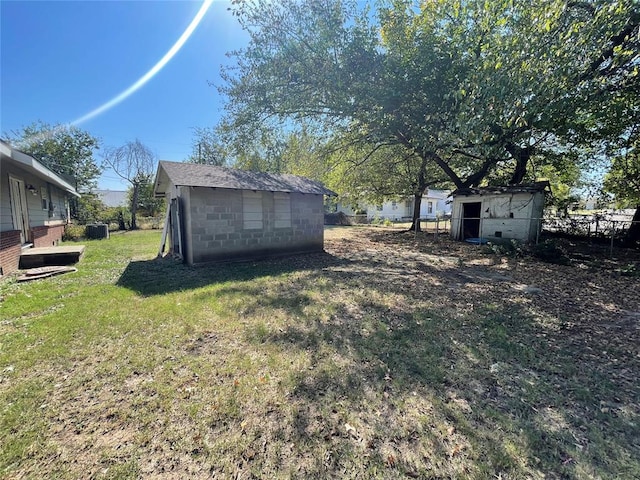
[[624, 204, 640, 247], [506, 143, 534, 185], [117, 210, 126, 231], [409, 193, 423, 232], [130, 184, 140, 230]]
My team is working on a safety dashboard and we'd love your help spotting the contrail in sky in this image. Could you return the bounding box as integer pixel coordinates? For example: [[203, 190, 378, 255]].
[[71, 0, 214, 126]]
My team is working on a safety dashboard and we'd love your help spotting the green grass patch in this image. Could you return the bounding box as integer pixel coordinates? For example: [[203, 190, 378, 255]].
[[1, 228, 638, 478]]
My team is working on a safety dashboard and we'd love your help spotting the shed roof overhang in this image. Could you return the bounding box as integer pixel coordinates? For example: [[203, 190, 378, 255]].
[[0, 140, 80, 197], [452, 181, 550, 197]]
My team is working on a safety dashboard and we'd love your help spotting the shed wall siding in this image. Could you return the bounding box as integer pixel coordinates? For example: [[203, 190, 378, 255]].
[[186, 187, 324, 264], [452, 192, 543, 242]]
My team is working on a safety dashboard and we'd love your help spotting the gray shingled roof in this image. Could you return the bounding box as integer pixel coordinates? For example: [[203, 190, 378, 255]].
[[452, 181, 550, 197], [154, 161, 336, 196], [95, 190, 128, 208]]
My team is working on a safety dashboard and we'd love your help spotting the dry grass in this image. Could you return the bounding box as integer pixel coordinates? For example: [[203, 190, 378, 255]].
[[1, 227, 639, 479]]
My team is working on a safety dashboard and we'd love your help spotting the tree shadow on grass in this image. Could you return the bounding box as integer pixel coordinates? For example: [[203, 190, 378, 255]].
[[115, 252, 349, 296], [116, 229, 639, 477], [207, 237, 640, 478], [271, 298, 638, 477]]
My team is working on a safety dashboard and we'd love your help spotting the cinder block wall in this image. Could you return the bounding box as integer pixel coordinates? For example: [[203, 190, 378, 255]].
[[186, 187, 325, 264]]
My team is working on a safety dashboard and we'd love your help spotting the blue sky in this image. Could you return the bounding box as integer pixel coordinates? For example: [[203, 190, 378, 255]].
[[1, 0, 248, 190]]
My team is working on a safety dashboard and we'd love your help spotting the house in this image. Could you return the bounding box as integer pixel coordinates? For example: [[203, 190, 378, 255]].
[[153, 161, 336, 265], [450, 182, 549, 243], [366, 190, 452, 221], [95, 189, 127, 208], [1, 140, 80, 276]]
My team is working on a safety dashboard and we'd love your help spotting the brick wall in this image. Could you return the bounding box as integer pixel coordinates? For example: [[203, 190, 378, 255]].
[[32, 224, 65, 248], [0, 230, 22, 276]]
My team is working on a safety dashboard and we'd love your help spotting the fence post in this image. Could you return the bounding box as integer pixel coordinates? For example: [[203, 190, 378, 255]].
[[610, 223, 615, 257]]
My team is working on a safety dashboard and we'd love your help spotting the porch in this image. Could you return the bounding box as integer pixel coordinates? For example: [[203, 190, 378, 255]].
[[19, 245, 86, 269]]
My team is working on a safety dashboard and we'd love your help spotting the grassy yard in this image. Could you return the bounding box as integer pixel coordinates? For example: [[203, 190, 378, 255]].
[[1, 228, 638, 479]]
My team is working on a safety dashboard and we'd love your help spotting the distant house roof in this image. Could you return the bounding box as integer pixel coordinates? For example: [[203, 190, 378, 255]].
[[95, 190, 127, 208], [452, 181, 550, 197], [154, 161, 336, 197], [0, 139, 80, 197]]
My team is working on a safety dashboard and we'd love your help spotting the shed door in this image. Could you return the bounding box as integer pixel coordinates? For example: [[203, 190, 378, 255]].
[[461, 202, 481, 239], [9, 176, 30, 244]]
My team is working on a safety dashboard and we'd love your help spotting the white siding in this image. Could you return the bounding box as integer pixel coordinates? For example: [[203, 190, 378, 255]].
[[367, 199, 411, 220], [367, 191, 452, 220]]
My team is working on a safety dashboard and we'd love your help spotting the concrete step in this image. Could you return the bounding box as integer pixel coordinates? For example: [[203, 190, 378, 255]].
[[19, 245, 86, 269]]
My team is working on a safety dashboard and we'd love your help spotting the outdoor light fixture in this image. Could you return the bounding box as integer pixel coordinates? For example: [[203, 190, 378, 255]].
[[26, 184, 38, 195]]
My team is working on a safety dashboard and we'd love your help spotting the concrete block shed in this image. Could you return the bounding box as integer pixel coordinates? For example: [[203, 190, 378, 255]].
[[450, 182, 550, 243], [153, 161, 336, 265]]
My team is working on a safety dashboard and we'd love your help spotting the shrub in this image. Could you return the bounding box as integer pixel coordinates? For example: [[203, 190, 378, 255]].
[[63, 224, 85, 241], [530, 240, 571, 265], [137, 216, 164, 230], [620, 263, 639, 277], [490, 239, 525, 258], [488, 239, 571, 265]]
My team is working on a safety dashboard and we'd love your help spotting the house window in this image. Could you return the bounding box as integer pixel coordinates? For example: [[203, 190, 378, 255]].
[[273, 192, 291, 228], [243, 191, 263, 229], [427, 201, 433, 214], [41, 187, 48, 210], [391, 201, 397, 210]]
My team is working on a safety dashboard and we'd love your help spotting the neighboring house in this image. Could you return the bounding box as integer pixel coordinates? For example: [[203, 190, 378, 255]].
[[0, 140, 79, 276], [153, 161, 336, 265], [450, 182, 549, 243], [95, 189, 127, 208], [366, 190, 452, 221], [335, 202, 359, 216]]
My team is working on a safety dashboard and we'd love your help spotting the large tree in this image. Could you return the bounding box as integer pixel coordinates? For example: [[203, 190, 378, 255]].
[[5, 121, 101, 192], [603, 130, 640, 246], [220, 0, 638, 229], [127, 175, 165, 218], [102, 139, 156, 230], [186, 127, 228, 165]]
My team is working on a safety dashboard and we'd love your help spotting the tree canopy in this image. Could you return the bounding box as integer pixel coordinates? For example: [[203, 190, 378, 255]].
[[5, 121, 102, 192], [186, 127, 228, 166], [603, 130, 640, 244], [219, 0, 639, 228], [604, 139, 640, 209]]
